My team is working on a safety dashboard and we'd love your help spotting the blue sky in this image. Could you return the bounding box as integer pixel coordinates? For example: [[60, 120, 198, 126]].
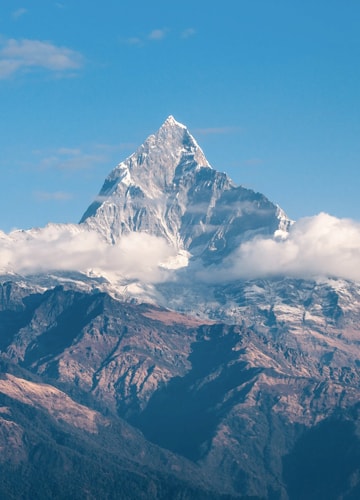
[[1, 0, 360, 232]]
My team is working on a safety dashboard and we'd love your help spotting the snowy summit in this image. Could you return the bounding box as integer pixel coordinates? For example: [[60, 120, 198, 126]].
[[81, 116, 289, 263]]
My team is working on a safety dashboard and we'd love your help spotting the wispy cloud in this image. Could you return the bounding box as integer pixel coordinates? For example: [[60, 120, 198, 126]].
[[181, 28, 196, 39], [125, 37, 143, 46], [95, 142, 138, 153], [33, 191, 73, 202], [194, 126, 243, 136], [124, 27, 194, 46], [243, 158, 264, 167], [34, 147, 106, 172], [12, 8, 28, 19], [0, 38, 83, 79], [2, 211, 360, 285], [148, 29, 168, 41], [26, 142, 132, 183], [56, 147, 81, 155]]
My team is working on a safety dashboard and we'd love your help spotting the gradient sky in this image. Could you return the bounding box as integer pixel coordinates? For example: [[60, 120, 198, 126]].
[[1, 0, 359, 232]]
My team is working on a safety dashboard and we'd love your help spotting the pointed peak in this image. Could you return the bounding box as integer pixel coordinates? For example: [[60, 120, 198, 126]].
[[162, 115, 187, 130]]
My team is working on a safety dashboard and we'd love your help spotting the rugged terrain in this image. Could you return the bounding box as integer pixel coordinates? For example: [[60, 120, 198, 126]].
[[0, 117, 360, 499]]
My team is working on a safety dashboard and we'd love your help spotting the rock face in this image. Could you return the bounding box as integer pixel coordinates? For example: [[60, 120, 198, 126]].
[[81, 116, 289, 264], [0, 362, 222, 500], [1, 279, 360, 499], [0, 117, 360, 499]]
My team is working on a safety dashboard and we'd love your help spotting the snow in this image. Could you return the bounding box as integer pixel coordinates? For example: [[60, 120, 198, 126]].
[[163, 115, 187, 129]]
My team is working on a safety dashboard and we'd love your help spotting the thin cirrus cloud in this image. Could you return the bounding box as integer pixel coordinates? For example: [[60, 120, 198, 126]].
[[12, 8, 28, 19], [181, 28, 196, 39], [194, 126, 243, 136], [125, 37, 143, 46], [124, 27, 195, 46], [0, 37, 83, 79], [124, 29, 168, 45], [33, 191, 73, 202], [34, 147, 107, 172], [242, 158, 264, 167], [148, 29, 168, 41]]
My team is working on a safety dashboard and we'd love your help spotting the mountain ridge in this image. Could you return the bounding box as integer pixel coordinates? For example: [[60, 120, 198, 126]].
[[0, 117, 359, 499], [80, 116, 290, 265]]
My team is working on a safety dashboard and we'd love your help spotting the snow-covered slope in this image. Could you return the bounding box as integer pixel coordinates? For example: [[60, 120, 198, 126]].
[[0, 116, 291, 290], [81, 116, 290, 264]]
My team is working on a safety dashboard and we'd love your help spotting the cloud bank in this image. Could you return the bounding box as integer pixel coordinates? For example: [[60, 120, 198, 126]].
[[1, 213, 360, 286], [0, 226, 175, 284], [200, 213, 360, 282]]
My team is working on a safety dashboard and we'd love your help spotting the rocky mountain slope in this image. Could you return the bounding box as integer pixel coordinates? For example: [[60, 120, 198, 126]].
[[80, 116, 290, 265], [0, 359, 226, 500], [1, 277, 360, 499], [0, 117, 360, 499]]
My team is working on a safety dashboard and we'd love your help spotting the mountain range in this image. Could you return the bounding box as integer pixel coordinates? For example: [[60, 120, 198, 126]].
[[0, 116, 359, 499]]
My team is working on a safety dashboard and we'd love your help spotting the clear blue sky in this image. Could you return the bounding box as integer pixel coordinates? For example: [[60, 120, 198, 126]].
[[1, 0, 360, 232]]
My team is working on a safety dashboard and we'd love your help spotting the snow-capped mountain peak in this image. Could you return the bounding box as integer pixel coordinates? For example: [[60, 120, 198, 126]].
[[80, 116, 210, 229], [162, 114, 185, 128], [81, 116, 290, 263], [153, 114, 209, 168]]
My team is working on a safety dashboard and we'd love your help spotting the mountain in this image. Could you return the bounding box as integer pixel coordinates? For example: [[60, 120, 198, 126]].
[[0, 359, 227, 500], [80, 116, 290, 265], [0, 117, 360, 499]]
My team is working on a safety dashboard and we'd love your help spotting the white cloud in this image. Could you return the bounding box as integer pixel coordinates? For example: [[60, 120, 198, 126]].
[[94, 195, 109, 203], [0, 226, 176, 284], [194, 126, 243, 136], [199, 213, 360, 283], [35, 147, 106, 171], [33, 191, 73, 202], [56, 148, 82, 156], [148, 29, 168, 41], [12, 8, 28, 19], [0, 38, 83, 79], [125, 37, 143, 46], [2, 212, 359, 287], [181, 28, 196, 39], [125, 27, 196, 46], [0, 59, 20, 79], [243, 158, 264, 167], [94, 142, 138, 153]]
